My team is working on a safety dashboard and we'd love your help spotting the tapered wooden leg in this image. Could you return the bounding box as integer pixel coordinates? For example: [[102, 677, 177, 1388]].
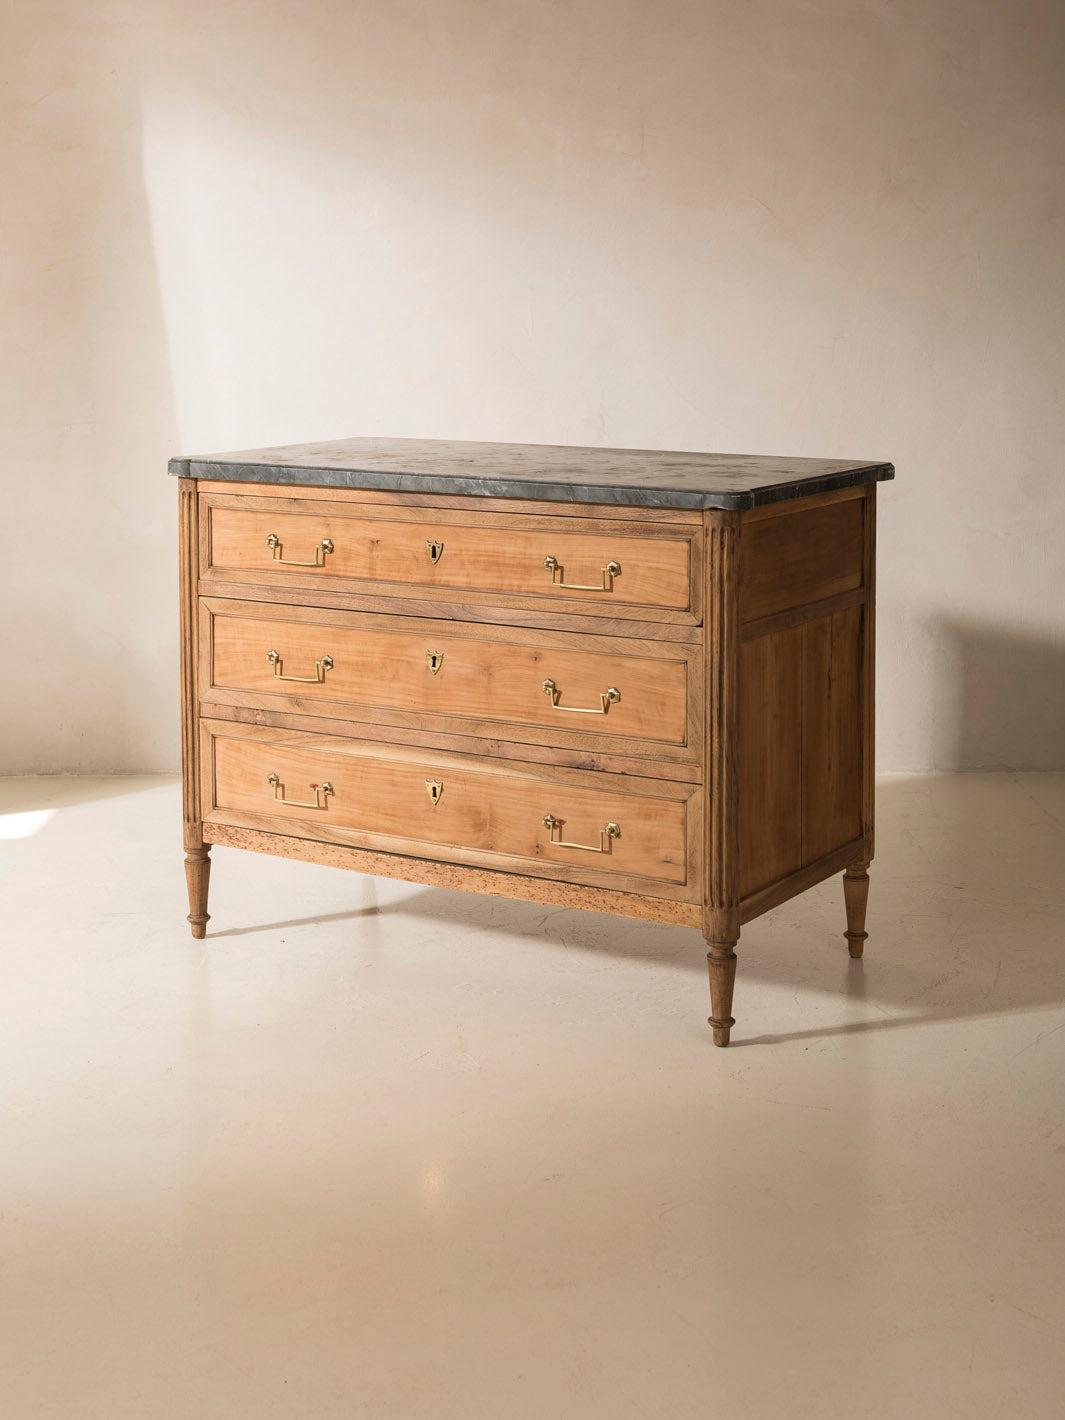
[[706, 941, 738, 1046], [843, 860, 870, 958], [184, 845, 211, 939]]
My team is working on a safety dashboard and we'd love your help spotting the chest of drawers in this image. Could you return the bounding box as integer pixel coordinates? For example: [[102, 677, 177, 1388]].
[[173, 437, 893, 1046]]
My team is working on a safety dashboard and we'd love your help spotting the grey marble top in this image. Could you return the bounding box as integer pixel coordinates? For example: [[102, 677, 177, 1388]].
[[169, 436, 894, 511]]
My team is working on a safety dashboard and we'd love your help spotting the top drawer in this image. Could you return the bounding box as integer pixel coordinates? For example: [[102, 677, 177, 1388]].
[[199, 493, 697, 620]]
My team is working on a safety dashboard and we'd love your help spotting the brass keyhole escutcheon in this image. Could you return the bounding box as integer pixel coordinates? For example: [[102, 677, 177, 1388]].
[[426, 540, 444, 564], [426, 650, 444, 675], [425, 779, 444, 806]]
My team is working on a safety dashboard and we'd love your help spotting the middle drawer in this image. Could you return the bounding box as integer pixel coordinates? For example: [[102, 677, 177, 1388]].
[[201, 598, 695, 753]]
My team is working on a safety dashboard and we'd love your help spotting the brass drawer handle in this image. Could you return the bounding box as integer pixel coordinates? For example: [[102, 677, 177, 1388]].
[[266, 774, 334, 809], [266, 649, 334, 683], [542, 678, 620, 715], [543, 555, 622, 592], [265, 532, 334, 567], [541, 814, 621, 853]]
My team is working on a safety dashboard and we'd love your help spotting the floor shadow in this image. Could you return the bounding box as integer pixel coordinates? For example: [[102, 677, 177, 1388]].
[[210, 904, 386, 938], [205, 771, 1065, 1045]]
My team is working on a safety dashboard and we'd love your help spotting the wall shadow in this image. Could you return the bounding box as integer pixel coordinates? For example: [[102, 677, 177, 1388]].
[[933, 617, 1065, 770]]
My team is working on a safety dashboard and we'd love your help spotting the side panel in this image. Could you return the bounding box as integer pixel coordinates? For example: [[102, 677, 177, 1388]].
[[802, 605, 863, 862], [740, 491, 864, 623], [738, 627, 803, 897], [737, 488, 873, 912]]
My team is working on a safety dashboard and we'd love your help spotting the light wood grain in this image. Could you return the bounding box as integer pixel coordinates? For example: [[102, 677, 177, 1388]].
[[740, 839, 867, 924], [741, 484, 865, 524], [204, 491, 700, 538], [843, 860, 871, 957], [203, 700, 704, 783], [702, 510, 742, 1045], [202, 822, 703, 928], [177, 459, 885, 1043], [205, 721, 692, 891], [206, 502, 692, 612], [183, 849, 210, 939], [208, 606, 689, 748], [739, 586, 866, 643], [727, 486, 877, 1037], [196, 574, 704, 640], [802, 605, 863, 862], [702, 511, 741, 940], [740, 493, 864, 623], [736, 489, 871, 911], [706, 945, 737, 1048], [738, 625, 803, 898]]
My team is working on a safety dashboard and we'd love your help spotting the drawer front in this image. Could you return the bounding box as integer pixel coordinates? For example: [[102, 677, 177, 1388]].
[[204, 503, 692, 613], [208, 606, 690, 747], [205, 726, 689, 887]]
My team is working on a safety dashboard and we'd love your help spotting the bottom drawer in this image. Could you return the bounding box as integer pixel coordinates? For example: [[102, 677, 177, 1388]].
[[203, 721, 691, 890]]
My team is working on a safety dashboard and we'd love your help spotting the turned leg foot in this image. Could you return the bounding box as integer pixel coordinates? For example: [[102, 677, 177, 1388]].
[[706, 941, 738, 1046], [184, 845, 211, 939], [843, 860, 870, 958]]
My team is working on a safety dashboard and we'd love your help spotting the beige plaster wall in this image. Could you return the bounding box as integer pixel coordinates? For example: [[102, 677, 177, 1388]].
[[3, 0, 1063, 772]]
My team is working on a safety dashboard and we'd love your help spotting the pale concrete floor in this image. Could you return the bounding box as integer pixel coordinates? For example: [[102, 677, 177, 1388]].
[[0, 773, 1063, 1419]]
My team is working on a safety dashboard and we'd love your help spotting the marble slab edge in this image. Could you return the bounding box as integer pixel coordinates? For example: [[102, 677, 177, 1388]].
[[168, 457, 894, 511]]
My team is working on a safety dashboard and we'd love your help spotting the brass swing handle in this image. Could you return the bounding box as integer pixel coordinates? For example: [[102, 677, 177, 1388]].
[[265, 533, 334, 567], [541, 814, 621, 854], [541, 679, 620, 714], [543, 555, 622, 592], [266, 773, 334, 809], [266, 649, 334, 683]]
